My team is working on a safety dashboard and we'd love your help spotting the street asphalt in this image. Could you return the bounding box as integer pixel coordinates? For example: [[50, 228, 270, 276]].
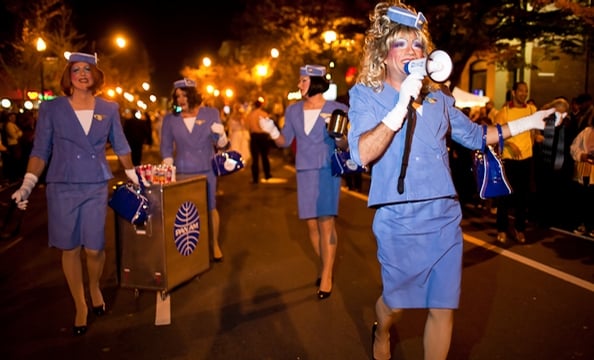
[[0, 148, 593, 360]]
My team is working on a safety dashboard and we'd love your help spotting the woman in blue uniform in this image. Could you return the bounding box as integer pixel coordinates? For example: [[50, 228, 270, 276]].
[[347, 2, 564, 359], [11, 52, 139, 336], [160, 79, 228, 262], [259, 65, 348, 300]]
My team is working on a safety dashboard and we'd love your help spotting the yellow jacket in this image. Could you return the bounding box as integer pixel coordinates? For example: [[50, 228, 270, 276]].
[[494, 104, 537, 160]]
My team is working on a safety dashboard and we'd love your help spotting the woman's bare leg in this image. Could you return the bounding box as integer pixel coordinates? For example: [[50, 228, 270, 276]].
[[62, 247, 87, 326], [85, 248, 105, 307], [423, 308, 454, 360], [374, 296, 403, 360], [318, 216, 337, 292], [211, 209, 223, 259]]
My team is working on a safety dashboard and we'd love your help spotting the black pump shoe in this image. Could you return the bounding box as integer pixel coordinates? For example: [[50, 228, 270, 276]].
[[92, 304, 106, 316], [317, 289, 332, 300], [73, 325, 87, 336]]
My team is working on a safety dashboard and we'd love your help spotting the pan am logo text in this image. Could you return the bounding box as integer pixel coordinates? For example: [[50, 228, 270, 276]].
[[173, 201, 201, 256]]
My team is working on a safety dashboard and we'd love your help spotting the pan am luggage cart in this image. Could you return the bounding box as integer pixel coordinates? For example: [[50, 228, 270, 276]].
[[115, 174, 210, 325]]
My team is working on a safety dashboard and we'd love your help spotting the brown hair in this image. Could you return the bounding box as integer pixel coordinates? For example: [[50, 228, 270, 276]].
[[171, 86, 203, 114], [59, 62, 105, 96]]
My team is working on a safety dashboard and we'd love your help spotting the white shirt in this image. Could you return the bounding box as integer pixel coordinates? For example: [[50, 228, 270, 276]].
[[75, 110, 93, 135], [303, 109, 321, 135]]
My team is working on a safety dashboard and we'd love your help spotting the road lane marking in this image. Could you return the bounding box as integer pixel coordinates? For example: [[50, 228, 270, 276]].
[[0, 236, 24, 254], [463, 234, 594, 292]]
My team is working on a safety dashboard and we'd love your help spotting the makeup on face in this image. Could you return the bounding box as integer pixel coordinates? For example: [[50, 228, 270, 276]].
[[391, 37, 424, 52], [71, 63, 92, 75]]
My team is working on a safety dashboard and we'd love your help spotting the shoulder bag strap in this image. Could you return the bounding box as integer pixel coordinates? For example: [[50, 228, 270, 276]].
[[397, 103, 417, 194]]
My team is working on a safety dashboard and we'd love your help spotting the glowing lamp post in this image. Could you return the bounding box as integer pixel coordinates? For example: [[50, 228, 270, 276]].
[[36, 37, 47, 100], [255, 64, 269, 93]]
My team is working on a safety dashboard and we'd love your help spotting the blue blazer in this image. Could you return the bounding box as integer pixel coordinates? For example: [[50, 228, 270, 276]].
[[282, 100, 348, 171], [31, 96, 131, 183], [160, 106, 221, 174], [348, 83, 483, 207]]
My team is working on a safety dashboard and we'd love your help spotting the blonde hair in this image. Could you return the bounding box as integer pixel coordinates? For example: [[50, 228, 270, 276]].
[[357, 1, 438, 94]]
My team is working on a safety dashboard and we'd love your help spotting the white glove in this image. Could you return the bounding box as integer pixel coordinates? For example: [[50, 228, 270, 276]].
[[125, 168, 140, 185], [507, 108, 565, 136], [11, 173, 38, 210], [162, 157, 174, 166], [210, 123, 225, 135], [259, 117, 280, 140], [382, 72, 424, 131], [210, 123, 228, 147]]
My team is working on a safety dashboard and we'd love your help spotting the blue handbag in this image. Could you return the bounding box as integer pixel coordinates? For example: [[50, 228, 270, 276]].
[[108, 181, 149, 225], [211, 150, 245, 176], [473, 124, 513, 199], [331, 148, 364, 176]]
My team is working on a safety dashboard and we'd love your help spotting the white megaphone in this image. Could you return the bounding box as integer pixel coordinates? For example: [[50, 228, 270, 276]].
[[404, 49, 453, 83]]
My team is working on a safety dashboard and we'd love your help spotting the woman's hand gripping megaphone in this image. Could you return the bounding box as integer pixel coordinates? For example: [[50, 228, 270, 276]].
[[381, 72, 424, 132]]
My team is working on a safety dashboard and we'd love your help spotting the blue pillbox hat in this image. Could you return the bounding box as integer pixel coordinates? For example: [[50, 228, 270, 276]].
[[173, 78, 196, 88], [300, 65, 326, 77], [387, 6, 427, 29], [68, 52, 98, 65]]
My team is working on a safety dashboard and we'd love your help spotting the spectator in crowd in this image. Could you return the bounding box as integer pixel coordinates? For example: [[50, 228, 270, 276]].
[[485, 100, 498, 125], [10, 52, 139, 336], [0, 111, 10, 183], [533, 97, 574, 228], [227, 103, 251, 165], [493, 81, 538, 245], [122, 109, 153, 166], [246, 98, 273, 184], [17, 110, 36, 178], [160, 78, 228, 262], [572, 93, 593, 133], [344, 2, 563, 359], [3, 111, 23, 183], [569, 119, 594, 237], [259, 64, 349, 300]]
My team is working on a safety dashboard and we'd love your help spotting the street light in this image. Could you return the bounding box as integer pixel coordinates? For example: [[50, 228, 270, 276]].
[[115, 35, 127, 49], [36, 37, 47, 100], [255, 63, 269, 93]]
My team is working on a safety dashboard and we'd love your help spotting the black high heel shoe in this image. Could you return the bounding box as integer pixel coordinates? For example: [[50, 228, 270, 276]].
[[92, 303, 106, 317], [73, 325, 87, 336], [316, 289, 332, 300]]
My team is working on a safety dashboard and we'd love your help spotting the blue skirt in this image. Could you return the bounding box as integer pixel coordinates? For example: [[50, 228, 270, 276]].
[[296, 167, 340, 219], [373, 197, 463, 309], [46, 182, 108, 251]]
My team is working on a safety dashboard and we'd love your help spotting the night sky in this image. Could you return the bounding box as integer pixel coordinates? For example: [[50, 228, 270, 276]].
[[67, 0, 245, 96]]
